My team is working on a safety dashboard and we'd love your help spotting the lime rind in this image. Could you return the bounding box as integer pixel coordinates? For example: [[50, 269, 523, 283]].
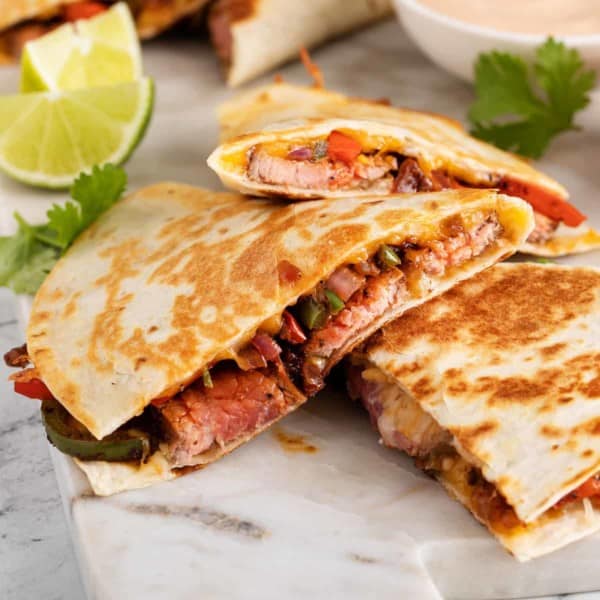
[[0, 78, 154, 189]]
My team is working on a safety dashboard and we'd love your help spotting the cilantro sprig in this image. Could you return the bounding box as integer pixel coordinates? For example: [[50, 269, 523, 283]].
[[469, 38, 596, 158], [0, 164, 127, 294]]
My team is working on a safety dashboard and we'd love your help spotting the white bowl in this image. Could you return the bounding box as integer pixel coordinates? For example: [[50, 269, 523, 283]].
[[392, 0, 600, 131], [392, 0, 600, 82]]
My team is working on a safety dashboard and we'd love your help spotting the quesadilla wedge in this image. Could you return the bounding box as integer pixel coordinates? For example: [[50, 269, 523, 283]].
[[348, 262, 600, 561], [208, 82, 600, 257], [208, 0, 391, 87], [5, 184, 532, 495], [0, 0, 207, 63]]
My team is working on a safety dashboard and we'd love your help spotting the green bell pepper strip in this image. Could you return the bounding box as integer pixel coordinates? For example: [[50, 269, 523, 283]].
[[41, 400, 153, 462], [378, 244, 401, 268], [325, 289, 345, 314]]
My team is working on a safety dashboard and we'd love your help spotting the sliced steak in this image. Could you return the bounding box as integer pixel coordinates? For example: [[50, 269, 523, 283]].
[[392, 158, 432, 193], [247, 147, 397, 191], [159, 365, 292, 466], [527, 211, 559, 245], [302, 269, 409, 395], [209, 0, 253, 64], [4, 343, 29, 368], [248, 148, 352, 190], [404, 216, 502, 276]]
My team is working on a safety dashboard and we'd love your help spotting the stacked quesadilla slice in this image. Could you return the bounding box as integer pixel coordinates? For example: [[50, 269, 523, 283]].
[[208, 82, 600, 257], [348, 262, 600, 560], [207, 0, 391, 87], [0, 0, 207, 63], [6, 183, 533, 495]]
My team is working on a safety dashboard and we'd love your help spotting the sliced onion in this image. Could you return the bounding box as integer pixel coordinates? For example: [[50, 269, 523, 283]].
[[251, 333, 282, 362], [287, 146, 313, 161], [325, 266, 365, 302], [237, 346, 268, 371], [280, 311, 307, 344], [355, 261, 380, 277]]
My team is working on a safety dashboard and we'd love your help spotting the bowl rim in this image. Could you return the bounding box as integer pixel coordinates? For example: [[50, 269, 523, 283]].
[[394, 0, 600, 46]]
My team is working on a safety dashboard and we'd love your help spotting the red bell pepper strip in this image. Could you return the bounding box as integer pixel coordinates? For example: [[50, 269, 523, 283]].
[[499, 178, 586, 227], [14, 379, 54, 401], [281, 310, 307, 344], [327, 131, 362, 165], [574, 476, 600, 499], [63, 2, 107, 22]]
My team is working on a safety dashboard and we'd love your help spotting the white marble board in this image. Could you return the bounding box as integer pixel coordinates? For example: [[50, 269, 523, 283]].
[[1, 20, 600, 600]]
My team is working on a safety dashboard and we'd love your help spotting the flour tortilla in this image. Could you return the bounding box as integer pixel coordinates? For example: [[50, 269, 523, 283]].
[[208, 0, 391, 87], [360, 262, 600, 560], [1, 0, 74, 32], [208, 83, 600, 257], [26, 184, 532, 494], [519, 223, 600, 258]]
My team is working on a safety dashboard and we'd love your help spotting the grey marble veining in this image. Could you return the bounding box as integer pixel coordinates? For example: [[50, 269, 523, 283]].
[[2, 18, 600, 600]]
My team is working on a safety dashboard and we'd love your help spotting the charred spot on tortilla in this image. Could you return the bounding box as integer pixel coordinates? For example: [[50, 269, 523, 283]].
[[540, 425, 564, 439], [454, 421, 498, 447], [277, 260, 302, 284]]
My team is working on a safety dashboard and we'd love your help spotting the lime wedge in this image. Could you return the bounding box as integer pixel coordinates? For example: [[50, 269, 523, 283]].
[[0, 78, 154, 189], [20, 3, 141, 93]]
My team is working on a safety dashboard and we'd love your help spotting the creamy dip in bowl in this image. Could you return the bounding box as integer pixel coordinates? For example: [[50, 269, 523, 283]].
[[392, 0, 600, 131], [393, 0, 600, 79], [417, 0, 600, 36]]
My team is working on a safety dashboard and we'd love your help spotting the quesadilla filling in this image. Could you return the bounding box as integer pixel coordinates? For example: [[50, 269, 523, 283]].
[[244, 129, 586, 245], [6, 342, 303, 468], [6, 210, 506, 467], [347, 364, 600, 535]]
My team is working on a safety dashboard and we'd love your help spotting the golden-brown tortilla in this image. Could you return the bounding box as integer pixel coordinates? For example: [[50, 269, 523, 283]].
[[0, 0, 208, 63], [361, 262, 600, 559], [208, 0, 392, 87], [1, 0, 72, 32], [27, 184, 533, 442]]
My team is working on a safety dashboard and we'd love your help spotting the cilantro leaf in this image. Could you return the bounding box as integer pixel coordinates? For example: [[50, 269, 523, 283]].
[[0, 164, 127, 294], [471, 118, 555, 160], [46, 201, 81, 250], [468, 38, 596, 158], [7, 245, 59, 294], [47, 164, 127, 249], [0, 215, 60, 294], [535, 38, 596, 126], [469, 52, 543, 124]]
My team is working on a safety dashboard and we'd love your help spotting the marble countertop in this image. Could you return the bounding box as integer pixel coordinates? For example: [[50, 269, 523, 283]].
[[2, 18, 600, 600]]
